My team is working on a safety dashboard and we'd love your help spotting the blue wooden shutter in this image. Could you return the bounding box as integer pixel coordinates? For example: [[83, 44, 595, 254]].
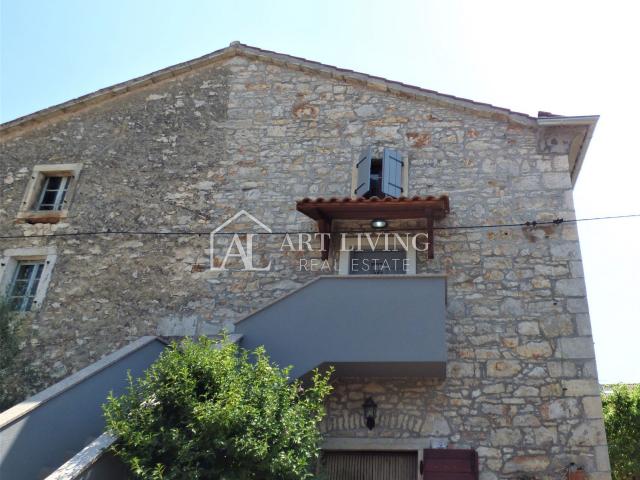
[[382, 148, 403, 198], [354, 147, 372, 197]]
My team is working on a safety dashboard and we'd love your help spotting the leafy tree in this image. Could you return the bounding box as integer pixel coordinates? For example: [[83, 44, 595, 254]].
[[602, 384, 640, 479], [0, 298, 45, 411], [104, 337, 333, 480], [0, 298, 23, 410], [0, 298, 20, 367]]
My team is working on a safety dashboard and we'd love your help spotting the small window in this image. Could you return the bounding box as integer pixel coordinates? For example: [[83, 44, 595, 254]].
[[0, 247, 57, 312], [353, 147, 407, 198], [7, 261, 45, 311], [16, 163, 82, 224], [367, 158, 383, 198], [35, 175, 71, 211]]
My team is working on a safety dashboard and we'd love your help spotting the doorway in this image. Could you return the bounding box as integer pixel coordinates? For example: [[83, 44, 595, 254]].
[[348, 249, 408, 275]]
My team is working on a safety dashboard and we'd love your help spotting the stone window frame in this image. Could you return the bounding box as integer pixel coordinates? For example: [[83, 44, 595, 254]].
[[0, 246, 57, 312], [16, 163, 83, 224], [337, 236, 417, 275], [350, 148, 409, 198]]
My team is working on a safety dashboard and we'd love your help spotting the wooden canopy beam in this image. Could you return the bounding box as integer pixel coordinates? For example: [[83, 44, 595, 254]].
[[296, 195, 449, 222], [317, 217, 332, 261], [426, 213, 434, 260]]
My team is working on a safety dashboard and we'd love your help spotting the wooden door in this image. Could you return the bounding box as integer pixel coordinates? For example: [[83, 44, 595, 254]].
[[322, 451, 417, 480], [422, 449, 478, 480]]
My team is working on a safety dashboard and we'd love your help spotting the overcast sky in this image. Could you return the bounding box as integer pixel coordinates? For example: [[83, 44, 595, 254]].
[[1, 0, 638, 382]]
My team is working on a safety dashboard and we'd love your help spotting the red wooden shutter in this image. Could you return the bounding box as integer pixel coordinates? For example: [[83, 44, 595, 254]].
[[422, 449, 478, 480]]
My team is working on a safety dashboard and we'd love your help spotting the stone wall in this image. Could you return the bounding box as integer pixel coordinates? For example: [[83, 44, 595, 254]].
[[0, 54, 609, 478]]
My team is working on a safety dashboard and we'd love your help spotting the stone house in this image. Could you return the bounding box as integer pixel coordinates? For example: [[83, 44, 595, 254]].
[[0, 42, 610, 479]]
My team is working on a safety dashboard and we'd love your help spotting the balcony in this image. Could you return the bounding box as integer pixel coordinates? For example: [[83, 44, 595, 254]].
[[234, 275, 447, 379]]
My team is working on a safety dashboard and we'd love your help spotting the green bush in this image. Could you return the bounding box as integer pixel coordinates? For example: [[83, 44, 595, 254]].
[[602, 384, 640, 479], [104, 337, 333, 479]]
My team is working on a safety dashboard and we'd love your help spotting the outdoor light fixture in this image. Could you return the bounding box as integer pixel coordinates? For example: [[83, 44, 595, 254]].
[[371, 219, 387, 229], [362, 397, 377, 430]]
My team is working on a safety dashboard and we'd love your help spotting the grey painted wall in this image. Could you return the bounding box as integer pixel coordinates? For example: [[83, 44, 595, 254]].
[[75, 451, 131, 480], [235, 275, 447, 379], [0, 339, 164, 480]]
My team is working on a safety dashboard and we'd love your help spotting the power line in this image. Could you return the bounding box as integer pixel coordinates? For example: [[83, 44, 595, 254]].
[[559, 212, 640, 224], [0, 213, 639, 240], [437, 212, 640, 230]]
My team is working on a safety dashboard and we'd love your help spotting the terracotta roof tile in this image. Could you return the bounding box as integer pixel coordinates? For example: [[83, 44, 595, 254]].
[[298, 195, 448, 204]]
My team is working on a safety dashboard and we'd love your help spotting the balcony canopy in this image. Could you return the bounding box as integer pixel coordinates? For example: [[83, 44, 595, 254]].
[[296, 196, 450, 260], [296, 195, 449, 221], [234, 275, 447, 380]]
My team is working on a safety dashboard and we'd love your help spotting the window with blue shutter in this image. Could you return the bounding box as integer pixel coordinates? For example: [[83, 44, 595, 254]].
[[381, 148, 403, 198], [354, 147, 404, 198]]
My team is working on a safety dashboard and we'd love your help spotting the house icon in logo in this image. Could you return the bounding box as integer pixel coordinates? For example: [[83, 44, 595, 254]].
[[209, 210, 272, 271]]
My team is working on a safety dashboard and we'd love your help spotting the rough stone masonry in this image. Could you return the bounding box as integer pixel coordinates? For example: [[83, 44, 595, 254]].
[[0, 44, 609, 478]]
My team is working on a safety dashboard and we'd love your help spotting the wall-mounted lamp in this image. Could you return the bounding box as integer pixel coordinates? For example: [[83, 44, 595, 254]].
[[362, 396, 378, 430], [371, 219, 387, 229]]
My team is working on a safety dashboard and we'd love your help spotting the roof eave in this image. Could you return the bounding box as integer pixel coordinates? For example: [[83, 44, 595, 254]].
[[537, 115, 599, 186], [234, 44, 537, 125], [0, 46, 237, 138]]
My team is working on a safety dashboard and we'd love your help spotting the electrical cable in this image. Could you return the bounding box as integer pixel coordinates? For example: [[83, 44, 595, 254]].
[[0, 213, 639, 240]]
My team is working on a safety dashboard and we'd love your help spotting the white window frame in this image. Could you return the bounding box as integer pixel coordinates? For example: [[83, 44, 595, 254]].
[[337, 236, 416, 275], [16, 163, 83, 223], [7, 260, 45, 311], [0, 247, 57, 312], [35, 175, 72, 211]]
